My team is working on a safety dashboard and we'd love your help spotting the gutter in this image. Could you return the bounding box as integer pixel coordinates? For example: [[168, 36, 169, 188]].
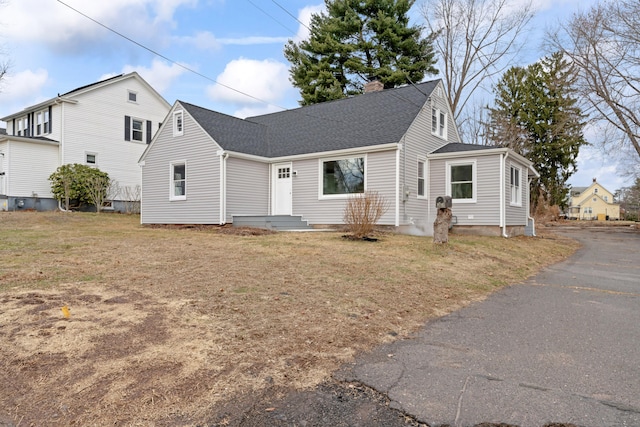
[[501, 151, 509, 237]]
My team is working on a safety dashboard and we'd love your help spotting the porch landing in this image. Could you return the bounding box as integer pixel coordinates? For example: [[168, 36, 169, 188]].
[[232, 215, 313, 231]]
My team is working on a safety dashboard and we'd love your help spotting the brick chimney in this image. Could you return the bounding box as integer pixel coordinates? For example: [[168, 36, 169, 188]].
[[364, 79, 384, 93]]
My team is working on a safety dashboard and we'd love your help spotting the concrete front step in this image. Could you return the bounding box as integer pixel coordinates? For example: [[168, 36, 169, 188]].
[[232, 215, 312, 230]]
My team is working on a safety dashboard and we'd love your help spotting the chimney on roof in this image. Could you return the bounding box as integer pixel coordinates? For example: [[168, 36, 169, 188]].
[[593, 177, 597, 183], [364, 79, 384, 93]]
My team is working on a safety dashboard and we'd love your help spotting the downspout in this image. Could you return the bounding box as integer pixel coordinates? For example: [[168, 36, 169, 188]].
[[527, 176, 536, 236], [395, 145, 401, 227], [219, 151, 228, 224], [501, 151, 509, 238]]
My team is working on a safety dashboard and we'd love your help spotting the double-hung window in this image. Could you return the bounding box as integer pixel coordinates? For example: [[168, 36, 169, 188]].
[[447, 160, 476, 203], [417, 159, 426, 198], [170, 162, 187, 200], [43, 110, 50, 134], [173, 111, 184, 136], [510, 165, 522, 206], [321, 156, 365, 197], [132, 119, 144, 141], [431, 108, 447, 139], [36, 112, 43, 135]]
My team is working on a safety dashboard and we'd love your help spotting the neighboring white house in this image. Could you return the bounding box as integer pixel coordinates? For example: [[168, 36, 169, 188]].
[[139, 79, 538, 237], [0, 72, 171, 212]]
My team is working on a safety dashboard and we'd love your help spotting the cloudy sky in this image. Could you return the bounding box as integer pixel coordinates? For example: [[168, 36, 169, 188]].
[[0, 0, 627, 191]]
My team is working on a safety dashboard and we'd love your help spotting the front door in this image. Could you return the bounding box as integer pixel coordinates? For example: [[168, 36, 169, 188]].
[[273, 163, 292, 215]]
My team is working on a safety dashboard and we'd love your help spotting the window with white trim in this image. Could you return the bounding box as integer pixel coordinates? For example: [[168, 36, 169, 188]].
[[510, 165, 522, 206], [43, 109, 50, 134], [417, 159, 426, 198], [321, 156, 365, 197], [17, 117, 29, 137], [128, 91, 137, 102], [131, 119, 144, 141], [173, 111, 184, 136], [431, 107, 447, 139], [447, 160, 476, 202], [170, 162, 186, 200], [36, 112, 43, 135], [86, 153, 97, 165]]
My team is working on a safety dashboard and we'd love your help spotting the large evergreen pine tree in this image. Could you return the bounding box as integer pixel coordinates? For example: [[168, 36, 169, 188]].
[[284, 0, 438, 106], [488, 52, 587, 209]]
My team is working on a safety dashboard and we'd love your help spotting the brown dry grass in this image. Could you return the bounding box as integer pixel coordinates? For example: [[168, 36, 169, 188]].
[[0, 212, 578, 426]]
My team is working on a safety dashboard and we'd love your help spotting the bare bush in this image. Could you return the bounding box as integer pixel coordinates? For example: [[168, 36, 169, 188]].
[[121, 185, 141, 214], [343, 191, 389, 238]]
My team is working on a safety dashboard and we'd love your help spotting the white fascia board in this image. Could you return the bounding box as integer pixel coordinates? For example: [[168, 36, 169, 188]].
[[1, 98, 77, 122], [0, 136, 60, 147], [428, 146, 539, 176]]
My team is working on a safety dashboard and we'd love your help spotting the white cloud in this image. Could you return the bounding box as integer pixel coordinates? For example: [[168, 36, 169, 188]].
[[206, 58, 292, 107], [0, 0, 195, 53], [176, 31, 222, 50], [294, 4, 325, 42], [121, 59, 187, 93], [0, 68, 49, 116]]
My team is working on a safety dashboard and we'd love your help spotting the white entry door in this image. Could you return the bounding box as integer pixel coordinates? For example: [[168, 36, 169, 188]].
[[273, 163, 292, 215]]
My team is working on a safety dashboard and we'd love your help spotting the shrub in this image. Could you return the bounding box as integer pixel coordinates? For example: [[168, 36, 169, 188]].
[[343, 190, 389, 238], [49, 164, 110, 212]]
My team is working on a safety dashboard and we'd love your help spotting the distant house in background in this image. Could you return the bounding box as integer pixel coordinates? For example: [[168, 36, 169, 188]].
[[0, 72, 170, 212], [139, 79, 538, 237], [568, 178, 620, 220]]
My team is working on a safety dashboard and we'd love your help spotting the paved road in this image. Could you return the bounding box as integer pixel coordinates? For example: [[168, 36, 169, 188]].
[[336, 227, 640, 427]]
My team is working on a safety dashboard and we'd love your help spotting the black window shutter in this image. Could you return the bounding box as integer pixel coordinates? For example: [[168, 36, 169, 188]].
[[12, 119, 15, 136], [146, 120, 152, 144], [48, 105, 53, 133], [124, 116, 131, 141]]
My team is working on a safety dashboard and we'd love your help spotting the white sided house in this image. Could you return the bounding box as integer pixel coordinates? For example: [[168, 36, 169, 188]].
[[140, 80, 538, 237], [0, 72, 171, 212]]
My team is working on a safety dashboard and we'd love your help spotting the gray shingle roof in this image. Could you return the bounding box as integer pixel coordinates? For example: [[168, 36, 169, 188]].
[[181, 80, 439, 158], [179, 102, 269, 156], [431, 142, 497, 154]]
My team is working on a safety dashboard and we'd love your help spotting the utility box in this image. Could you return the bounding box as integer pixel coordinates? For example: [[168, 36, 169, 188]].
[[435, 195, 452, 209]]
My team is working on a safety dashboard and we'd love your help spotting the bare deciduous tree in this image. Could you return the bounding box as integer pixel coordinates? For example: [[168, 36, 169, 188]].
[[547, 0, 640, 175], [121, 185, 141, 214], [0, 0, 9, 88], [421, 0, 535, 140]]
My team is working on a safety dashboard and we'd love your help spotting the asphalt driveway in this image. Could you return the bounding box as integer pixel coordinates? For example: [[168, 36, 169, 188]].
[[337, 226, 640, 427]]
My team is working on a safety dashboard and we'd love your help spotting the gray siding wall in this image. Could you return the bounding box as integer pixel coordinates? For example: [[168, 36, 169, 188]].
[[141, 105, 221, 224], [226, 156, 269, 219], [291, 150, 397, 225], [401, 83, 460, 234], [505, 157, 530, 226], [429, 154, 502, 226]]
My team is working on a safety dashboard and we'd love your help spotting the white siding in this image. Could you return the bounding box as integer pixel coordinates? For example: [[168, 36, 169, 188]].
[[61, 77, 169, 194], [226, 157, 269, 219], [5, 141, 59, 198], [141, 105, 221, 224]]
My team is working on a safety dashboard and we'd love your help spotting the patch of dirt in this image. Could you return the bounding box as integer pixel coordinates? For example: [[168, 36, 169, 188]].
[[0, 212, 579, 425]]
